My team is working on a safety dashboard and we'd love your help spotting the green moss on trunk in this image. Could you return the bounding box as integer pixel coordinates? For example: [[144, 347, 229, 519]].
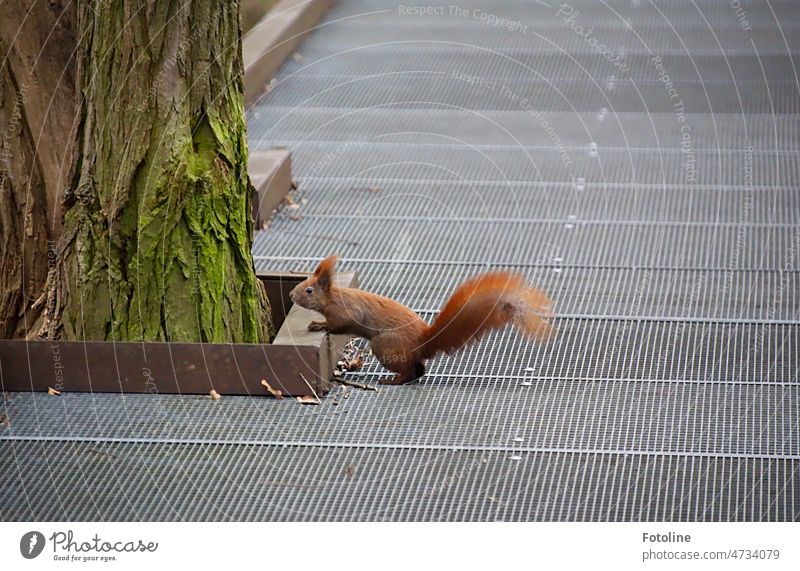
[[51, 0, 273, 342]]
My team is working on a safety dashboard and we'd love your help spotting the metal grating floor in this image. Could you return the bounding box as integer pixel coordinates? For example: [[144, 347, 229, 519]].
[[2, 0, 799, 521]]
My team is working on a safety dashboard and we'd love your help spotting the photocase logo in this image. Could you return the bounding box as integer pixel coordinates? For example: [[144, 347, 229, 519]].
[[20, 531, 46, 559]]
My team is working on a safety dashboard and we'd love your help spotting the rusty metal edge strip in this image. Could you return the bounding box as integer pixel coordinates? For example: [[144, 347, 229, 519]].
[[0, 271, 357, 397]]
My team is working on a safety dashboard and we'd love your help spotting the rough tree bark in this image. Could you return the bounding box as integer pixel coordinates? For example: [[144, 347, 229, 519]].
[[1, 1, 273, 343], [0, 1, 76, 338]]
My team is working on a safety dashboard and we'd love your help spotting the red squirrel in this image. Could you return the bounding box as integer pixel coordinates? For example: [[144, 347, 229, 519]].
[[289, 256, 555, 385]]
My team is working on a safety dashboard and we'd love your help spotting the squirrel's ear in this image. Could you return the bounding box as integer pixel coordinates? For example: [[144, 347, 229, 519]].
[[313, 255, 337, 290]]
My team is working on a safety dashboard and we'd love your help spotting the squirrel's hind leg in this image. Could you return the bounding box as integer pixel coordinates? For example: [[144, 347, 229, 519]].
[[370, 333, 426, 385]]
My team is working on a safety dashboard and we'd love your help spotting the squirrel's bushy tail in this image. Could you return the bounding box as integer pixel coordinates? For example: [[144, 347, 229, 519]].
[[419, 271, 555, 360]]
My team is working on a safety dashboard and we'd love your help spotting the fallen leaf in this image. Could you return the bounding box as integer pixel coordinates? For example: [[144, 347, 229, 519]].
[[347, 356, 364, 370], [344, 464, 356, 478], [47, 387, 61, 396], [260, 379, 283, 399], [296, 395, 320, 405]]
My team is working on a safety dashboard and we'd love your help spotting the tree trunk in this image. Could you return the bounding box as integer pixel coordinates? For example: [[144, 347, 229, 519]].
[[0, 0, 76, 338], [2, 1, 273, 343]]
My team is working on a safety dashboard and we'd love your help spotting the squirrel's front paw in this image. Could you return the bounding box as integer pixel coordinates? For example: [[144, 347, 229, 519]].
[[307, 320, 328, 332]]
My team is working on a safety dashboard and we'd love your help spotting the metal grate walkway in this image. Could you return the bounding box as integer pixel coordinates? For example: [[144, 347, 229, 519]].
[[2, 0, 799, 521]]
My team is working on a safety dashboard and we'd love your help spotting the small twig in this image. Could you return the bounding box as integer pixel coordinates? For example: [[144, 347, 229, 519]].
[[299, 373, 321, 402], [335, 378, 378, 392]]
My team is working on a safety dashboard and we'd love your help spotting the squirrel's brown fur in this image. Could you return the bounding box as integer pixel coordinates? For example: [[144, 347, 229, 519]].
[[289, 256, 555, 385]]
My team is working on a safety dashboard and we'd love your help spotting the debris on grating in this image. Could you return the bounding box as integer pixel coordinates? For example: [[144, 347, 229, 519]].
[[0, 413, 9, 428], [265, 77, 277, 93], [332, 384, 350, 406], [291, 52, 306, 63], [339, 339, 360, 360], [85, 447, 118, 459], [344, 464, 356, 478], [524, 367, 535, 372], [209, 390, 221, 401], [330, 341, 376, 392], [47, 387, 61, 396], [338, 379, 378, 392], [260, 379, 283, 399], [510, 455, 523, 461], [263, 177, 307, 227], [513, 437, 524, 442], [297, 374, 321, 404], [296, 395, 320, 405], [520, 381, 533, 387]]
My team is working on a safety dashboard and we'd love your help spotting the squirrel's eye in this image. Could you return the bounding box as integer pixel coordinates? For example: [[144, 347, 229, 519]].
[[305, 287, 313, 294]]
